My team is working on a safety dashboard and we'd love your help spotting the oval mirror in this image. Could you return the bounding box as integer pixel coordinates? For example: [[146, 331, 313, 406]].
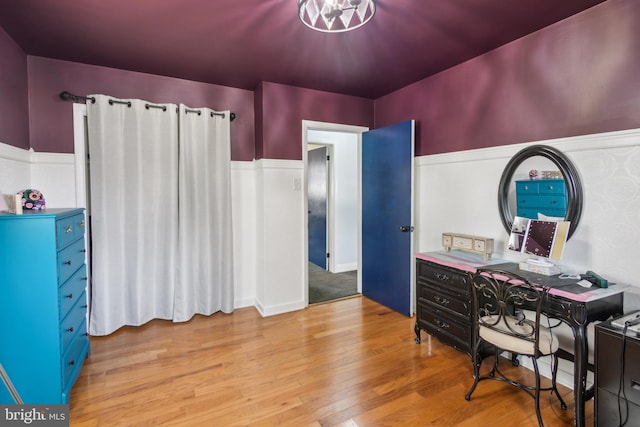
[[498, 145, 583, 239]]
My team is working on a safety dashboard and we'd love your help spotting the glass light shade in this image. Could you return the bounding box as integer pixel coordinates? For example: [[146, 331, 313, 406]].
[[298, 0, 376, 33]]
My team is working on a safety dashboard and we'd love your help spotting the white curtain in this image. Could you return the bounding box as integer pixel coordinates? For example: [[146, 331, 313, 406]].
[[174, 104, 234, 321], [87, 95, 234, 336]]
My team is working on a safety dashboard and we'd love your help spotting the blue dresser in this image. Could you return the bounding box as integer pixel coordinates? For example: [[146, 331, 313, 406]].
[[515, 179, 567, 219], [0, 208, 90, 404]]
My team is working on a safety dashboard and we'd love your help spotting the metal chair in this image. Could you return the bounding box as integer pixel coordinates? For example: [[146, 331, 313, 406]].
[[465, 268, 566, 427]]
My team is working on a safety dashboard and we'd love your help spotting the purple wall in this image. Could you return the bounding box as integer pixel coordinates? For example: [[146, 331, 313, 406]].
[[0, 27, 29, 149], [4, 0, 640, 160], [256, 82, 374, 160], [375, 0, 640, 156], [27, 57, 255, 160]]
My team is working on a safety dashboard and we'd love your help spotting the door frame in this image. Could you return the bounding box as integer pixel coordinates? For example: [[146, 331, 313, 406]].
[[302, 120, 368, 307]]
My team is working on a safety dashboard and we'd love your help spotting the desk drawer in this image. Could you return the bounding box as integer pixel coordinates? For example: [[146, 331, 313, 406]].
[[418, 284, 470, 317], [417, 261, 470, 297], [418, 302, 471, 342], [417, 303, 471, 353], [58, 238, 85, 284]]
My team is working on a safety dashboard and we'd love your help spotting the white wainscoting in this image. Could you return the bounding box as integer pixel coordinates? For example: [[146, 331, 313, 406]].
[[231, 161, 258, 309], [254, 158, 306, 317], [0, 143, 33, 210]]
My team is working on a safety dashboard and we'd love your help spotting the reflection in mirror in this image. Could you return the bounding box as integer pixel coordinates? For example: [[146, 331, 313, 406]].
[[504, 156, 562, 222], [498, 145, 583, 239]]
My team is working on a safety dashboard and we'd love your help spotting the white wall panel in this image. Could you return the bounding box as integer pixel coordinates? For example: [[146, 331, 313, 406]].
[[30, 152, 76, 208], [0, 142, 31, 210], [254, 159, 306, 316], [231, 161, 257, 308]]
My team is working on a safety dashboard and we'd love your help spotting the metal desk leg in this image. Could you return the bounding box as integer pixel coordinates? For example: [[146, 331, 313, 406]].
[[572, 321, 588, 427]]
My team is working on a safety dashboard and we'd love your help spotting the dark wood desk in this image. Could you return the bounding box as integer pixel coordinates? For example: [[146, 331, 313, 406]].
[[415, 251, 625, 427]]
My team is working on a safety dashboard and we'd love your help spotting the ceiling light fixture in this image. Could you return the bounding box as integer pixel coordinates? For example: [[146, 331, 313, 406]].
[[298, 0, 376, 33]]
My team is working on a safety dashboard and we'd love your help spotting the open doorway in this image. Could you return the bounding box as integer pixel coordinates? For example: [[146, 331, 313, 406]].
[[302, 121, 368, 305]]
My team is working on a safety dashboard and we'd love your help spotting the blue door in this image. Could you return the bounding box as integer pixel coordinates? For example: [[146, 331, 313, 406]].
[[362, 120, 414, 316], [308, 146, 328, 269]]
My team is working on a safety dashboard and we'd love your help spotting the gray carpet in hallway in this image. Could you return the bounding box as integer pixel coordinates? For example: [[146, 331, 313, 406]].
[[308, 262, 359, 304]]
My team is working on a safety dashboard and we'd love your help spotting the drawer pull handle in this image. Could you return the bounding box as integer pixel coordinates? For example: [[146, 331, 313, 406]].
[[83, 277, 88, 281], [65, 293, 73, 299], [435, 318, 450, 329], [434, 296, 450, 305], [79, 220, 85, 228], [69, 360, 75, 366], [64, 260, 72, 266], [66, 225, 72, 234], [434, 273, 450, 281], [66, 327, 74, 333], [82, 304, 88, 309]]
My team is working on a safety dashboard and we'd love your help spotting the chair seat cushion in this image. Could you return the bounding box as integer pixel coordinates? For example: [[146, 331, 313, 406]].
[[480, 315, 559, 356]]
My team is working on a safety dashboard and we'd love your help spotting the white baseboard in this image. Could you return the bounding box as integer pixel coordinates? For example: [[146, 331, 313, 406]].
[[254, 298, 306, 317], [332, 262, 357, 273]]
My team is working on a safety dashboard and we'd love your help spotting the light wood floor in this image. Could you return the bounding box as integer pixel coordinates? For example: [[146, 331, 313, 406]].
[[70, 296, 593, 426]]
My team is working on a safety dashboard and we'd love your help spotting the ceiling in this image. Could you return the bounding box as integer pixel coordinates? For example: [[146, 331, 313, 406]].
[[0, 0, 605, 99]]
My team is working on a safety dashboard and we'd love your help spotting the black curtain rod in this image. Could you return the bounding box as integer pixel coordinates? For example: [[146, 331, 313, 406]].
[[60, 91, 96, 103], [59, 91, 236, 121]]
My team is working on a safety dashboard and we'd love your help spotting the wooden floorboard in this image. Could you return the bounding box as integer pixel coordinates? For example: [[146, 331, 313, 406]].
[[70, 296, 593, 426]]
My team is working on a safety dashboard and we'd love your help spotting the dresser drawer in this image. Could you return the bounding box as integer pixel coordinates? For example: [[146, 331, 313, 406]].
[[517, 195, 566, 210], [58, 238, 86, 284], [62, 320, 88, 387], [418, 283, 470, 317], [538, 180, 566, 195], [417, 302, 472, 352], [417, 261, 470, 297], [71, 214, 86, 240], [56, 215, 77, 248], [59, 268, 87, 318], [516, 179, 565, 195], [60, 294, 87, 353], [516, 181, 540, 195], [517, 207, 565, 219]]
